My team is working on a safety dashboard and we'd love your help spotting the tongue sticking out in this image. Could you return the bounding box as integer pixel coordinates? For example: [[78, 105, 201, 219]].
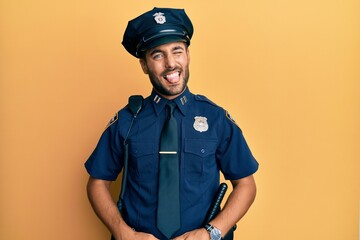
[[165, 72, 180, 83]]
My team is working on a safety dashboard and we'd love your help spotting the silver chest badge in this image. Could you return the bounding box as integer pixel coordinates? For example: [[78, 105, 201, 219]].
[[153, 12, 166, 24], [193, 116, 208, 132]]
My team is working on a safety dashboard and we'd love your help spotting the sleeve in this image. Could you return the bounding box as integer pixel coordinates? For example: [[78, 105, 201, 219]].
[[216, 110, 259, 180], [84, 113, 123, 181]]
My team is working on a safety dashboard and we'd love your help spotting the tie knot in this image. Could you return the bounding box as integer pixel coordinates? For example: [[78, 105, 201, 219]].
[[167, 102, 176, 115]]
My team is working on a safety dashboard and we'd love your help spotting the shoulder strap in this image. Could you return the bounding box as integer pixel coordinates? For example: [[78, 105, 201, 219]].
[[194, 94, 218, 107], [118, 95, 143, 213]]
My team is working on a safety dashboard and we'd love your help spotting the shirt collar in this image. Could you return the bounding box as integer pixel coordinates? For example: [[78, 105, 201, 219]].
[[150, 87, 192, 116]]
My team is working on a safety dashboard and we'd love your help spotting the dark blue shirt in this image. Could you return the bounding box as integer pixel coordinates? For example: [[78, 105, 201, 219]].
[[85, 88, 258, 239]]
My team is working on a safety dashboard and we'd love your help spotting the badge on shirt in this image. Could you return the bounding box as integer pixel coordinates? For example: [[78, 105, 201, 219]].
[[106, 113, 118, 128], [193, 116, 208, 132]]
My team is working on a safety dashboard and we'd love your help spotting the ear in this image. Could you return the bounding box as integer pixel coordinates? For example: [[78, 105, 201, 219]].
[[139, 59, 148, 74], [187, 47, 190, 64]]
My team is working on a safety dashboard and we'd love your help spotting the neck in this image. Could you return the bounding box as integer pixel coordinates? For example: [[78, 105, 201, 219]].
[[153, 87, 187, 100]]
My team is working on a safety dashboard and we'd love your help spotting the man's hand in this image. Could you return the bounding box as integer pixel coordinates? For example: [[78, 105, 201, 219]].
[[87, 177, 161, 240], [172, 228, 209, 240], [114, 230, 159, 240]]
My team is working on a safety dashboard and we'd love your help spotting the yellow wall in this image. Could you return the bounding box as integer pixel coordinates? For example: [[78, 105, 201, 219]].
[[1, 0, 359, 239]]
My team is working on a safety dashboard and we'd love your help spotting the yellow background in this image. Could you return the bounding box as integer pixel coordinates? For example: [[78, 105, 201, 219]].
[[1, 0, 359, 239]]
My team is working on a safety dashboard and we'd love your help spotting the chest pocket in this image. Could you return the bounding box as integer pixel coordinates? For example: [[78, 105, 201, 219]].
[[184, 139, 218, 181], [129, 141, 156, 181]]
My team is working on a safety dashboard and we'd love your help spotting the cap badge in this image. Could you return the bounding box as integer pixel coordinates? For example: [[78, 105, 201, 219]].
[[153, 12, 166, 24], [193, 116, 208, 132]]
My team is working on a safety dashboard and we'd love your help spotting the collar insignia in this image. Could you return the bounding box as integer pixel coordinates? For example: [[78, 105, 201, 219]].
[[153, 95, 161, 103], [153, 12, 166, 24], [180, 96, 188, 105], [193, 116, 208, 132]]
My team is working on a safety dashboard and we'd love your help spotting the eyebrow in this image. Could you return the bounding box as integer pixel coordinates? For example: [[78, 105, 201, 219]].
[[172, 45, 185, 51], [149, 45, 185, 56], [149, 49, 162, 56]]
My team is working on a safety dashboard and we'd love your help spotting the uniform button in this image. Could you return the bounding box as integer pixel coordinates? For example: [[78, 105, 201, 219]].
[[201, 149, 205, 154]]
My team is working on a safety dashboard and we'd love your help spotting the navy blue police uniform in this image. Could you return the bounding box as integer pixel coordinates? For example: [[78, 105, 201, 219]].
[[85, 7, 258, 240]]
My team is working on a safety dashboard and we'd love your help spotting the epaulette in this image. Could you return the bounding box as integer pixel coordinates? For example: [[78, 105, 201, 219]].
[[194, 94, 218, 107]]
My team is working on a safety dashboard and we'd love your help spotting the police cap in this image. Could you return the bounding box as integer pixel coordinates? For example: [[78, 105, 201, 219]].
[[122, 7, 193, 58]]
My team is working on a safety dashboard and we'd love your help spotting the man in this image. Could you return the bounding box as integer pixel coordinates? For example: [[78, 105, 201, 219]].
[[85, 7, 259, 240]]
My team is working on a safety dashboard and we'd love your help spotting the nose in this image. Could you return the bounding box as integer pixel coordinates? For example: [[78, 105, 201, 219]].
[[165, 54, 176, 69]]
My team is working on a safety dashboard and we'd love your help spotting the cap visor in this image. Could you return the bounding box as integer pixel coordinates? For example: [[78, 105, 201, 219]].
[[140, 35, 188, 52]]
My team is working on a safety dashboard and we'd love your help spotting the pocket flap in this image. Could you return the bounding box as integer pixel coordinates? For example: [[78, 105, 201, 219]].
[[130, 142, 155, 158], [184, 139, 217, 157]]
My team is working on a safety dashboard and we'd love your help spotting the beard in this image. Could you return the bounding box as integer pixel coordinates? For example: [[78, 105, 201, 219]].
[[148, 66, 190, 97]]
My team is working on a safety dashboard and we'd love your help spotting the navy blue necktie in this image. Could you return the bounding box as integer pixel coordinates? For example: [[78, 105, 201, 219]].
[[157, 102, 180, 239]]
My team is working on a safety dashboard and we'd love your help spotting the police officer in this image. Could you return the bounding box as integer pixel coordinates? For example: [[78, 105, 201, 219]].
[[85, 7, 258, 240]]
